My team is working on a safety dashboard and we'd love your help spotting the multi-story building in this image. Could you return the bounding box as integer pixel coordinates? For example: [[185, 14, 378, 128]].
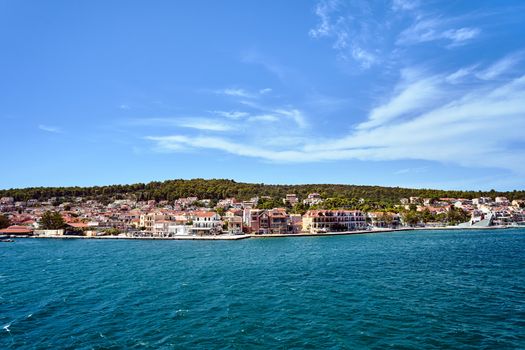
[[472, 197, 493, 206], [192, 211, 222, 235], [268, 208, 289, 234], [139, 212, 168, 232], [249, 209, 269, 234], [249, 208, 290, 234], [289, 214, 303, 233], [223, 209, 244, 234], [302, 210, 366, 233], [495, 197, 510, 205]]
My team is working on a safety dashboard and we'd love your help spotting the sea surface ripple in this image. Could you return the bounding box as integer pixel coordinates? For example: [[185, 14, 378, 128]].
[[1, 229, 525, 349]]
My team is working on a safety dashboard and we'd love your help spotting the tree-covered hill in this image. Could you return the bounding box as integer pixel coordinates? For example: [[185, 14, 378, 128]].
[[0, 179, 524, 203]]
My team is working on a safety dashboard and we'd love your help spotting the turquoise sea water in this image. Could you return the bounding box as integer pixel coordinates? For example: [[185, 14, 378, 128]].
[[1, 229, 524, 349]]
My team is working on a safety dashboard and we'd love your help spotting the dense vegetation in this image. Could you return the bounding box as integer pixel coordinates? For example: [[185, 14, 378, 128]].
[[0, 178, 523, 204], [39, 211, 66, 230], [0, 214, 10, 229], [401, 207, 470, 226]]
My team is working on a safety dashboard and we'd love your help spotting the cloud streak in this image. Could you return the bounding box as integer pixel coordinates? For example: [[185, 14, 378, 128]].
[[215, 88, 255, 99], [397, 18, 481, 46], [38, 125, 62, 133], [128, 117, 233, 132], [476, 52, 524, 80]]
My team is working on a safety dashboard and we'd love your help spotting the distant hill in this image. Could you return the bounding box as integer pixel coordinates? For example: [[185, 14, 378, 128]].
[[0, 179, 523, 204]]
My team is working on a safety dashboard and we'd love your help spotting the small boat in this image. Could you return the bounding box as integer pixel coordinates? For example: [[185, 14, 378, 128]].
[[0, 239, 14, 243]]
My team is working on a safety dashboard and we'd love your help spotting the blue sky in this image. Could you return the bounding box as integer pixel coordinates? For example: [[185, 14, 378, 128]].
[[1, 0, 525, 191]]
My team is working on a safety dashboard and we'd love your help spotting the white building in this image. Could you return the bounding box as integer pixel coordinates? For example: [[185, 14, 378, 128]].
[[303, 193, 323, 206], [192, 211, 222, 235], [153, 220, 192, 236]]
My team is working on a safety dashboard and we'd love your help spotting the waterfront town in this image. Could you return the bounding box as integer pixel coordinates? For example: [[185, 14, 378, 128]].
[[1, 192, 524, 238]]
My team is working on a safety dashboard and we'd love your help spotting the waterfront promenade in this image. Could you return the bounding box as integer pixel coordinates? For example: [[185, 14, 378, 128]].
[[4, 225, 514, 241]]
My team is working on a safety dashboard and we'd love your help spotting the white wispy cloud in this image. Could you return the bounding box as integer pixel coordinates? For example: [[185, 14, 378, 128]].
[[308, 0, 481, 70], [38, 124, 62, 133], [392, 0, 419, 12], [215, 86, 274, 99], [216, 88, 255, 98], [445, 65, 479, 84], [214, 108, 304, 126], [476, 52, 524, 80], [211, 108, 299, 125], [247, 114, 279, 123], [391, 0, 484, 48], [308, 0, 339, 39], [211, 111, 249, 119], [443, 27, 481, 45], [358, 70, 444, 130], [308, 0, 380, 69], [273, 108, 308, 128], [397, 18, 481, 46], [394, 166, 428, 175], [238, 100, 309, 128], [241, 50, 293, 83], [146, 62, 525, 173], [128, 117, 232, 132], [177, 118, 232, 131]]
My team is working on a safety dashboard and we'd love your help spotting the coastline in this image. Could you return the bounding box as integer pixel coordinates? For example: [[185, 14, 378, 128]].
[[3, 225, 517, 241]]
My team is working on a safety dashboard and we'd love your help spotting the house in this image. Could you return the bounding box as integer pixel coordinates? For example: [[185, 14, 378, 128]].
[[289, 214, 303, 233], [0, 225, 33, 235], [0, 197, 14, 205], [303, 193, 323, 206], [472, 197, 493, 206], [495, 197, 510, 205], [283, 194, 298, 205], [139, 212, 168, 232], [409, 197, 421, 204], [512, 211, 525, 224], [399, 198, 409, 205], [153, 220, 172, 236], [168, 223, 192, 236], [223, 209, 244, 234]]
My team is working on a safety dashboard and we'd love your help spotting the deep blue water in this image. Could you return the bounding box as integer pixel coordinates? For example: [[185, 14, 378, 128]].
[[1, 229, 525, 349]]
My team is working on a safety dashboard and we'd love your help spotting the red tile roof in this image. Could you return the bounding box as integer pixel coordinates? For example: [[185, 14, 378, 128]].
[[67, 222, 89, 228], [193, 211, 218, 218], [0, 225, 33, 234]]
